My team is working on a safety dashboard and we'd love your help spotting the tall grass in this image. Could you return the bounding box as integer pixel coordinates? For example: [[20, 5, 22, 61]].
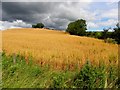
[[2, 52, 119, 88]]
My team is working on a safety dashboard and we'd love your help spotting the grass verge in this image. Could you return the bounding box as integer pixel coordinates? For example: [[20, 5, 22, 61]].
[[2, 52, 119, 88]]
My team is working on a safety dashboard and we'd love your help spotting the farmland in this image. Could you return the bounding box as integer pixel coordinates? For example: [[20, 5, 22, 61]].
[[2, 28, 119, 88], [2, 28, 118, 69]]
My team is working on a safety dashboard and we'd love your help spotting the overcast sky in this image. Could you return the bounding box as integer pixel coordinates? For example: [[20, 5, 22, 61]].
[[0, 0, 119, 31]]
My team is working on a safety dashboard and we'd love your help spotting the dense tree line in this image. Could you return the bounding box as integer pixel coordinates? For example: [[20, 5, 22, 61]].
[[113, 23, 120, 44], [66, 19, 120, 44]]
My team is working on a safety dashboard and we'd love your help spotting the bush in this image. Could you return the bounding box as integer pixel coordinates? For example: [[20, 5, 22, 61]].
[[73, 61, 106, 88], [52, 74, 65, 88], [104, 38, 117, 44], [94, 32, 102, 39]]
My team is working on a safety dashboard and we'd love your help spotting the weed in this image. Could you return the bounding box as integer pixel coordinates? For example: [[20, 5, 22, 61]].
[[73, 61, 106, 88]]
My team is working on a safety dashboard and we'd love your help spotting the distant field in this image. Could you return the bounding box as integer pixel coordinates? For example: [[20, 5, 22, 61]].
[[2, 28, 118, 70]]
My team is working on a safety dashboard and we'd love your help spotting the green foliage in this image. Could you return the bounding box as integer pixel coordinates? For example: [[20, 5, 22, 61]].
[[51, 73, 66, 88], [85, 30, 118, 44], [29, 66, 41, 77], [113, 23, 120, 44], [73, 61, 106, 88], [66, 19, 87, 36], [108, 66, 117, 82], [86, 32, 102, 39], [32, 23, 44, 28], [8, 65, 18, 76], [2, 52, 74, 88], [94, 32, 102, 38], [84, 23, 120, 44], [2, 52, 119, 88], [102, 28, 109, 39]]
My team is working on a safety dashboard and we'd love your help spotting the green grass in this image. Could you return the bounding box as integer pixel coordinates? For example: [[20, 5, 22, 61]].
[[2, 52, 119, 88]]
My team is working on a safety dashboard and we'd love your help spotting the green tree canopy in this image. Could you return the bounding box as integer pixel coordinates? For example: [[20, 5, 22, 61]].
[[113, 23, 120, 44], [66, 19, 87, 36], [32, 23, 44, 28]]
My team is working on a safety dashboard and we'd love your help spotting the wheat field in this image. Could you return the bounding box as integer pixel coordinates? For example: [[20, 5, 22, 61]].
[[2, 28, 118, 70]]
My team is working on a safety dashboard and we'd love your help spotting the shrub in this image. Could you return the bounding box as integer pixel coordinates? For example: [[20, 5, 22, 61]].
[[73, 61, 106, 88], [50, 72, 68, 88], [104, 38, 117, 44]]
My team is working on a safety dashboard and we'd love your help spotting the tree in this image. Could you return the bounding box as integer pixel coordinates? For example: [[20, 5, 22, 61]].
[[32, 25, 36, 28], [94, 32, 102, 39], [102, 28, 109, 39], [66, 19, 87, 36], [32, 23, 44, 28], [113, 23, 120, 44]]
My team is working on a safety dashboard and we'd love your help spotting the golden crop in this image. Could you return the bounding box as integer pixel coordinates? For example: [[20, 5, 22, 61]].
[[2, 28, 118, 70]]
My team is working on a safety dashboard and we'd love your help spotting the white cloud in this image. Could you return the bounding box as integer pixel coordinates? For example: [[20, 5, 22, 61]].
[[0, 20, 32, 30], [87, 22, 99, 29], [103, 0, 119, 2], [31, 2, 96, 30], [2, 2, 118, 31], [100, 9, 118, 19], [54, 2, 97, 21], [98, 19, 118, 27], [87, 19, 118, 30]]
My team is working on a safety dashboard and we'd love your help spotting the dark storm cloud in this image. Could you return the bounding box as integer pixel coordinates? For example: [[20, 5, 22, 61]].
[[1, 1, 118, 31], [0, 2, 2, 20], [2, 2, 58, 22], [2, 2, 80, 30]]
